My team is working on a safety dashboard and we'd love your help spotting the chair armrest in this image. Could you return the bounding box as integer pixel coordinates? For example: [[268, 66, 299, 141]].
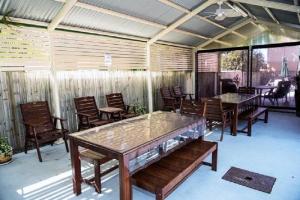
[[76, 112, 93, 117], [22, 121, 47, 128]]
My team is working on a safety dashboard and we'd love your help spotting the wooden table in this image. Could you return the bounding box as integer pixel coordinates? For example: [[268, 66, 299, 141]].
[[69, 111, 206, 200], [214, 93, 259, 136], [99, 107, 123, 120]]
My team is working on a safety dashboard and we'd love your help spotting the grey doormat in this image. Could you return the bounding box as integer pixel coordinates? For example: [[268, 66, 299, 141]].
[[222, 167, 276, 193]]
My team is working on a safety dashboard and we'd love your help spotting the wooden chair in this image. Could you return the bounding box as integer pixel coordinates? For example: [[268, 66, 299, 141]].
[[106, 93, 137, 119], [203, 98, 233, 141], [173, 86, 193, 100], [180, 99, 204, 117], [238, 87, 256, 94], [74, 96, 111, 131], [160, 87, 180, 112], [79, 149, 118, 193], [20, 101, 69, 162]]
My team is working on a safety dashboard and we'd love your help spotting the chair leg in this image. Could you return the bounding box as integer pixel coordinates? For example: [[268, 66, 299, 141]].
[[247, 119, 252, 137], [220, 124, 225, 141], [94, 160, 101, 193], [64, 136, 69, 152], [24, 137, 28, 154], [264, 110, 268, 123], [34, 137, 43, 162]]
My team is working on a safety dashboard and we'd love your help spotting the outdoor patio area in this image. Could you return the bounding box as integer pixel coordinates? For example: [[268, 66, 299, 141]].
[[1, 0, 300, 200], [1, 111, 300, 200]]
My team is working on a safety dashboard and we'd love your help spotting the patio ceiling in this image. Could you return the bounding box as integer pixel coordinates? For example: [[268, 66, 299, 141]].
[[0, 0, 300, 48]]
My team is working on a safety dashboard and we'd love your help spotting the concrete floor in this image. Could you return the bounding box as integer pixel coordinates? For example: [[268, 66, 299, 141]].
[[1, 112, 300, 200]]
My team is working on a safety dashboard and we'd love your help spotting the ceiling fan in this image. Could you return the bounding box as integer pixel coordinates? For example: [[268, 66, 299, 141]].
[[203, 0, 243, 21]]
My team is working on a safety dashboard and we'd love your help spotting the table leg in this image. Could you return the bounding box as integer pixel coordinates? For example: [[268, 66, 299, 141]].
[[119, 155, 132, 200], [232, 104, 238, 136], [70, 138, 81, 195]]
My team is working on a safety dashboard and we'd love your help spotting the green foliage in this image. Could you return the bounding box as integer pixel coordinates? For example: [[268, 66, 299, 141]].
[[133, 102, 147, 115], [0, 137, 12, 156], [221, 50, 247, 71], [220, 50, 266, 72], [0, 10, 16, 33]]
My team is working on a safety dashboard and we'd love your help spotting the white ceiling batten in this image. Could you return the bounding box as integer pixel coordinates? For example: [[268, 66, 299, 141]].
[[293, 0, 300, 24], [4, 16, 194, 49], [197, 18, 252, 49], [264, 7, 280, 25], [232, 0, 300, 13], [157, 0, 246, 40], [148, 0, 218, 45], [48, 0, 78, 31], [54, 0, 209, 42]]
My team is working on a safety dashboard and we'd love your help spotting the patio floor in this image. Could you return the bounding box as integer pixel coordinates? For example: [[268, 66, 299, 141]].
[[0, 112, 300, 200]]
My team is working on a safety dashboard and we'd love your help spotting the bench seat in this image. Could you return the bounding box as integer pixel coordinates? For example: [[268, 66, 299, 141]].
[[132, 140, 217, 200], [239, 107, 268, 136]]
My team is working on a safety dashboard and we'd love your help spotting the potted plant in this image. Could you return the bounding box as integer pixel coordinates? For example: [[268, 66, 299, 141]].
[[133, 102, 147, 115], [0, 137, 13, 164]]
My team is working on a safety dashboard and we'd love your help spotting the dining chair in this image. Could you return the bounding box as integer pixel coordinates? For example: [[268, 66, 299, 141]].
[[20, 101, 69, 162], [74, 96, 111, 131], [203, 98, 233, 141]]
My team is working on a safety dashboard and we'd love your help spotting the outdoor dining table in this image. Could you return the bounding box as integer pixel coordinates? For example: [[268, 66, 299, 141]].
[[69, 111, 206, 200], [214, 93, 259, 136]]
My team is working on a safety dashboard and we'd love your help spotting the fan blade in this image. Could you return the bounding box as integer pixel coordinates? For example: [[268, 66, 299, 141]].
[[223, 9, 242, 17], [203, 14, 217, 19]]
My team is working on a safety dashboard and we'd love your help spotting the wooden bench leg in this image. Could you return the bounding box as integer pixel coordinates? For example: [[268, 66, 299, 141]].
[[94, 160, 102, 193], [264, 110, 268, 123], [212, 147, 217, 171], [156, 192, 165, 200], [247, 119, 252, 137]]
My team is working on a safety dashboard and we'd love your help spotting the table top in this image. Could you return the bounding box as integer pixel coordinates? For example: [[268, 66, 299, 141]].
[[255, 85, 277, 90], [99, 107, 123, 113], [214, 93, 259, 104], [69, 111, 205, 155]]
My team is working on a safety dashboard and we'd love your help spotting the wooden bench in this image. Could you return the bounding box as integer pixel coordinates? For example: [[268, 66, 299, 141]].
[[131, 140, 217, 200], [239, 107, 268, 136]]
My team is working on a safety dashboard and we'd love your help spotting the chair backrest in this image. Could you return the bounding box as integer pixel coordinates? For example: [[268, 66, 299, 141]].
[[274, 81, 291, 98], [106, 93, 126, 110], [20, 101, 54, 134], [173, 86, 183, 97], [160, 87, 173, 99], [181, 99, 204, 116], [203, 98, 223, 121], [238, 87, 256, 94], [74, 96, 99, 122], [221, 79, 238, 94]]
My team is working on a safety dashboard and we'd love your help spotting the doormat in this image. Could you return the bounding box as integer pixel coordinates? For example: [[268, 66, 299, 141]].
[[222, 167, 276, 193]]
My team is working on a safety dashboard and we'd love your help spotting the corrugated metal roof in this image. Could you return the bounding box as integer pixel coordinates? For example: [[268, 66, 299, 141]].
[[161, 31, 205, 46], [79, 0, 184, 26], [0, 0, 299, 47], [62, 6, 162, 38], [178, 17, 222, 37], [0, 0, 62, 23], [170, 0, 205, 10]]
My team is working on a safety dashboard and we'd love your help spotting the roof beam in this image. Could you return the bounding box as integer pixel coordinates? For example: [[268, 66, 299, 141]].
[[264, 7, 280, 25], [197, 18, 251, 49], [232, 0, 300, 13], [157, 0, 246, 40], [54, 0, 210, 41], [293, 0, 300, 23], [48, 0, 78, 31], [148, 0, 218, 45]]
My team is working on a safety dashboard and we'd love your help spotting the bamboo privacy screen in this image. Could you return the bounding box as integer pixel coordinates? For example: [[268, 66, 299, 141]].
[[0, 25, 193, 151]]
